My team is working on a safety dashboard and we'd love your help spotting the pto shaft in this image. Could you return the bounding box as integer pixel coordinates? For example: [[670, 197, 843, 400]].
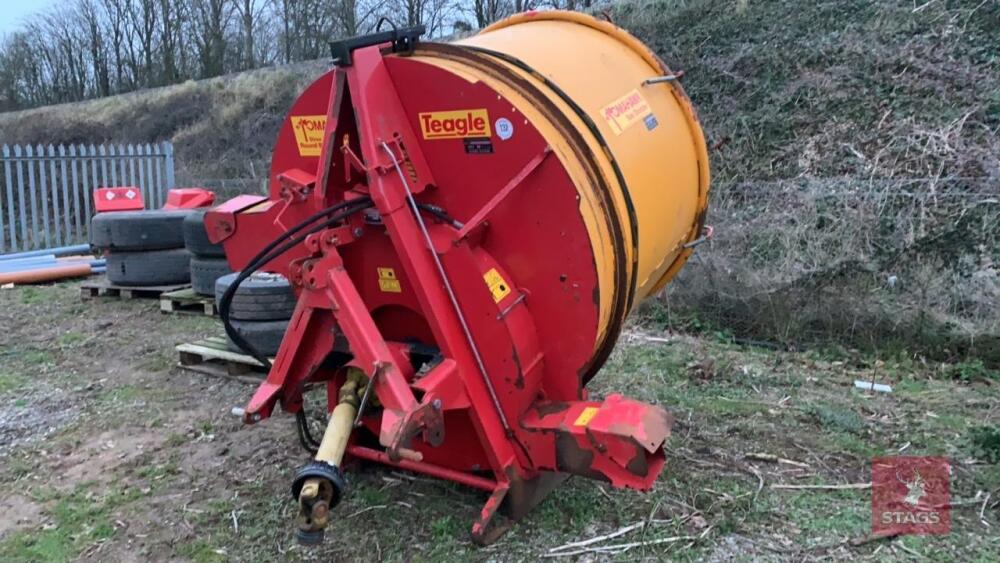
[[291, 368, 367, 545]]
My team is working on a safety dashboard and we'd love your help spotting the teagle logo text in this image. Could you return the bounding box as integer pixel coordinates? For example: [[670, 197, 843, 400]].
[[419, 109, 491, 140]]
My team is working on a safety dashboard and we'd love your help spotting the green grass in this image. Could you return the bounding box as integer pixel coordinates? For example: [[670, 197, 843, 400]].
[[0, 485, 132, 562], [20, 349, 53, 366], [139, 350, 174, 372], [100, 384, 141, 404], [0, 282, 996, 560], [0, 372, 27, 393], [56, 331, 86, 347]]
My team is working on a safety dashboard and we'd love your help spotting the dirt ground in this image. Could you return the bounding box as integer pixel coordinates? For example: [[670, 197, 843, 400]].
[[0, 281, 997, 562]]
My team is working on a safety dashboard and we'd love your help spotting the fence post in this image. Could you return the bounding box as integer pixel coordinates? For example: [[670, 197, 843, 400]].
[[14, 145, 28, 249], [26, 144, 43, 249], [98, 144, 108, 189], [58, 145, 71, 242], [68, 145, 83, 242], [2, 145, 12, 252], [126, 144, 138, 202], [163, 141, 175, 206], [87, 144, 97, 220], [108, 144, 118, 187], [143, 143, 154, 208], [47, 144, 62, 247]]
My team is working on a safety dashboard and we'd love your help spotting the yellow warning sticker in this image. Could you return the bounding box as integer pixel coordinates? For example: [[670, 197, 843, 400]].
[[483, 268, 511, 303], [574, 406, 600, 427], [377, 267, 401, 293], [600, 90, 652, 135], [290, 115, 327, 156]]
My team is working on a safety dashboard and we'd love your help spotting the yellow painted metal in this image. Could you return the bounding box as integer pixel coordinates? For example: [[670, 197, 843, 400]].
[[314, 369, 364, 466], [417, 11, 710, 352]]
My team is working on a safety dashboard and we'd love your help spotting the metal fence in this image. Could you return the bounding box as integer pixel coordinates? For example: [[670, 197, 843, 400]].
[[0, 142, 175, 252]]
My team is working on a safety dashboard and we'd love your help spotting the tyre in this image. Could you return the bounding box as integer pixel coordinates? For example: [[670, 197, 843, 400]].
[[226, 319, 289, 356], [183, 210, 226, 257], [106, 248, 192, 286], [215, 272, 297, 321], [90, 210, 193, 251], [190, 257, 232, 296]]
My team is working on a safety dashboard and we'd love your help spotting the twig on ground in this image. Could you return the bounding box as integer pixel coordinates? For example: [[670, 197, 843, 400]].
[[896, 541, 925, 559], [745, 452, 810, 468], [742, 463, 765, 502], [849, 531, 898, 547], [346, 504, 387, 519], [547, 522, 647, 554], [544, 535, 695, 557], [596, 485, 614, 502], [625, 331, 675, 344], [772, 482, 871, 490], [981, 492, 992, 527], [231, 510, 239, 535]]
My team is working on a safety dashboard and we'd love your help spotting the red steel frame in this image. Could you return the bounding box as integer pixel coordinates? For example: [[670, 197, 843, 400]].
[[208, 41, 671, 543]]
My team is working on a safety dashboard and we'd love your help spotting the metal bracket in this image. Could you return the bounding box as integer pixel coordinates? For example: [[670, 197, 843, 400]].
[[642, 70, 685, 86], [683, 225, 714, 249], [456, 146, 552, 240], [329, 25, 425, 67]]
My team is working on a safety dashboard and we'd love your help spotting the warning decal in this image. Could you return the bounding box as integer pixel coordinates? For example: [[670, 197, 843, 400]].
[[600, 90, 653, 135], [377, 267, 401, 293], [483, 268, 511, 303], [290, 115, 327, 156], [574, 406, 599, 427]]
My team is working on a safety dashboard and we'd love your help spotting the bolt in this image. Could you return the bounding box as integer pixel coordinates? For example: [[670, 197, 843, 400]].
[[353, 227, 364, 238], [251, 413, 261, 422], [312, 502, 329, 519], [432, 398, 442, 410]]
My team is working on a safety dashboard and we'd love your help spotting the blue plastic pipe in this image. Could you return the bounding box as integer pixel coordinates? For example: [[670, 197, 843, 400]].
[[1, 254, 56, 265], [0, 257, 58, 273], [0, 244, 92, 261]]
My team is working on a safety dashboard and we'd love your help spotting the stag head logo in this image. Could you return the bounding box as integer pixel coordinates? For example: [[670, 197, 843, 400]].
[[898, 469, 926, 506], [873, 457, 950, 536]]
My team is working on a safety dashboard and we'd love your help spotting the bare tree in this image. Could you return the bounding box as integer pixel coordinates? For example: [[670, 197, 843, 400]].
[[189, 0, 233, 78], [473, 0, 510, 29], [0, 0, 511, 112], [78, 0, 111, 97]]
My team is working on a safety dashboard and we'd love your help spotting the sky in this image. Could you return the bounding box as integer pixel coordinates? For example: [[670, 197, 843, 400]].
[[0, 1, 60, 37]]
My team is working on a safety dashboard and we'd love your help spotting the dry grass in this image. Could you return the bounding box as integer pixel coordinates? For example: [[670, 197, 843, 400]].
[[0, 0, 996, 362], [612, 0, 999, 363], [0, 61, 329, 183]]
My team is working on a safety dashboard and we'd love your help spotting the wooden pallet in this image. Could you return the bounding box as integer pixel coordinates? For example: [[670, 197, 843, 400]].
[[160, 287, 217, 316], [81, 277, 190, 300], [176, 336, 270, 381]]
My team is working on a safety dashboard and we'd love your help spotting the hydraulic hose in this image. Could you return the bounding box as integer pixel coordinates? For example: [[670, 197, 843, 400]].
[[219, 196, 373, 452], [221, 195, 454, 453], [219, 197, 373, 368]]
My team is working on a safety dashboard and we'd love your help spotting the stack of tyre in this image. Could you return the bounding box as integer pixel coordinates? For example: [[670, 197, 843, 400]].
[[183, 210, 232, 295], [216, 272, 296, 356], [90, 210, 194, 286]]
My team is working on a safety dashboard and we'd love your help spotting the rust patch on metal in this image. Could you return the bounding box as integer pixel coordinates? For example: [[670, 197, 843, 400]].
[[555, 434, 608, 483], [626, 446, 649, 476], [500, 469, 570, 521], [510, 349, 525, 390], [534, 401, 570, 417]]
